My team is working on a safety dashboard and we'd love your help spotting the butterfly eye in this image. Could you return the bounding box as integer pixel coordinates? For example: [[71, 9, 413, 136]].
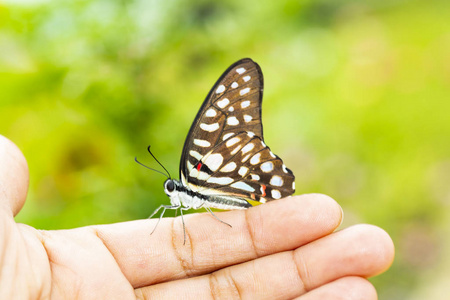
[[165, 179, 175, 193]]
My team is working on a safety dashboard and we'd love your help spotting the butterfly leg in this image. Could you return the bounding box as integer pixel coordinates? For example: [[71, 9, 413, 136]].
[[179, 207, 191, 245], [148, 204, 180, 235], [204, 207, 232, 228]]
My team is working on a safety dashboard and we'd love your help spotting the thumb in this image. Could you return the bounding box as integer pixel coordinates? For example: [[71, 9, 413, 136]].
[[0, 135, 29, 216]]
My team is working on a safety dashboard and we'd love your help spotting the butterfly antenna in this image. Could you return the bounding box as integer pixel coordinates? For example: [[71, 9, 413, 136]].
[[147, 145, 172, 178], [134, 157, 169, 179]]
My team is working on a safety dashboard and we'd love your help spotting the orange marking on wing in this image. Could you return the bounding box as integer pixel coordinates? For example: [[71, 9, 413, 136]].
[[261, 184, 267, 197]]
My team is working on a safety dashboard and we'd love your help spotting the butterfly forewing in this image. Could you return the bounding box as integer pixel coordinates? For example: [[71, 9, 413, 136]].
[[180, 59, 264, 185]]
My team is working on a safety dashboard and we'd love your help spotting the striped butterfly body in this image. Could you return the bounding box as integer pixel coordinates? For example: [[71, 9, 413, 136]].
[[151, 58, 295, 238]]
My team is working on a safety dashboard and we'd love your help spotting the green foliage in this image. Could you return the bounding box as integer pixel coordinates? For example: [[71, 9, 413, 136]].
[[1, 0, 449, 298]]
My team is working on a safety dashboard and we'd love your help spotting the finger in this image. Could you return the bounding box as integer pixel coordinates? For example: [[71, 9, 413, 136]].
[[296, 224, 394, 289], [93, 194, 342, 288], [297, 277, 377, 300], [135, 224, 393, 299], [0, 135, 29, 216]]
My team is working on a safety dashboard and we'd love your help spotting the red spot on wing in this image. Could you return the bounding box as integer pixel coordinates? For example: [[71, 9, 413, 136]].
[[196, 162, 202, 171], [261, 184, 266, 197]]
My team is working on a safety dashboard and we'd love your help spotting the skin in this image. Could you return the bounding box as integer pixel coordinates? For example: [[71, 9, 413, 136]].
[[0, 135, 394, 299]]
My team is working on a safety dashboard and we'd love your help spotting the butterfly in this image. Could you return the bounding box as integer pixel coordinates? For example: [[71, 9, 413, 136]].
[[144, 58, 295, 242]]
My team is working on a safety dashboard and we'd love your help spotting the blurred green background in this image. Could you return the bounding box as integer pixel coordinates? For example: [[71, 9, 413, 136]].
[[1, 0, 449, 298]]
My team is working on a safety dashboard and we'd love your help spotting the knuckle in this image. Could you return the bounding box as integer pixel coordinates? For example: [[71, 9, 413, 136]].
[[209, 270, 242, 300], [170, 218, 195, 277]]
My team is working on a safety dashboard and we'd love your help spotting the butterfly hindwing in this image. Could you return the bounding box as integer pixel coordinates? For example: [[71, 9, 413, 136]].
[[189, 132, 295, 202]]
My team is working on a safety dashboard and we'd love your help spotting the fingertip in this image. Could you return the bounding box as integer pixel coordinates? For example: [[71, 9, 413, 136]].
[[365, 224, 395, 274], [339, 276, 377, 300], [0, 135, 29, 216], [300, 276, 377, 300], [346, 224, 395, 276], [289, 193, 343, 230], [244, 194, 343, 254]]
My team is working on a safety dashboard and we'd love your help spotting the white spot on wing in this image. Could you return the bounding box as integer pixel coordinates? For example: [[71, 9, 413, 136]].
[[216, 84, 225, 93], [242, 154, 251, 163], [231, 145, 243, 155], [261, 161, 274, 172], [270, 175, 283, 187], [194, 139, 211, 147], [292, 181, 295, 190], [240, 87, 250, 96], [231, 82, 238, 88], [197, 171, 209, 180], [189, 168, 208, 180], [200, 123, 220, 132], [243, 75, 251, 82], [236, 67, 246, 74], [207, 177, 233, 185], [244, 115, 252, 122], [187, 161, 193, 171], [250, 153, 261, 165], [189, 150, 202, 160], [238, 166, 248, 177], [259, 197, 266, 203], [221, 162, 237, 172], [217, 98, 230, 108], [189, 168, 199, 177], [203, 153, 224, 171], [271, 189, 281, 199], [270, 151, 276, 158], [251, 174, 260, 181], [222, 132, 234, 141], [241, 100, 250, 108], [227, 116, 239, 126], [226, 137, 240, 147], [247, 132, 255, 137], [282, 164, 288, 173], [228, 106, 234, 112], [205, 108, 217, 117], [241, 143, 254, 154], [231, 182, 255, 192], [261, 141, 266, 148]]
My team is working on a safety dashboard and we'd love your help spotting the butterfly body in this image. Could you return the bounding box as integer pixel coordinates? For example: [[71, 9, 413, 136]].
[[163, 178, 252, 211], [148, 58, 295, 237]]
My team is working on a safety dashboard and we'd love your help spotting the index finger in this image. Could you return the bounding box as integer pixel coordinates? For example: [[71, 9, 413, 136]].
[[93, 194, 342, 288]]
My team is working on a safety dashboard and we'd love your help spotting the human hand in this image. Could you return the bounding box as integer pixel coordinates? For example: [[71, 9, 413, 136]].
[[0, 135, 394, 299]]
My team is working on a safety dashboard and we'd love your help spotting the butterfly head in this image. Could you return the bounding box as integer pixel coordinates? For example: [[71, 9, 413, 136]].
[[163, 178, 186, 208], [163, 178, 176, 197]]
